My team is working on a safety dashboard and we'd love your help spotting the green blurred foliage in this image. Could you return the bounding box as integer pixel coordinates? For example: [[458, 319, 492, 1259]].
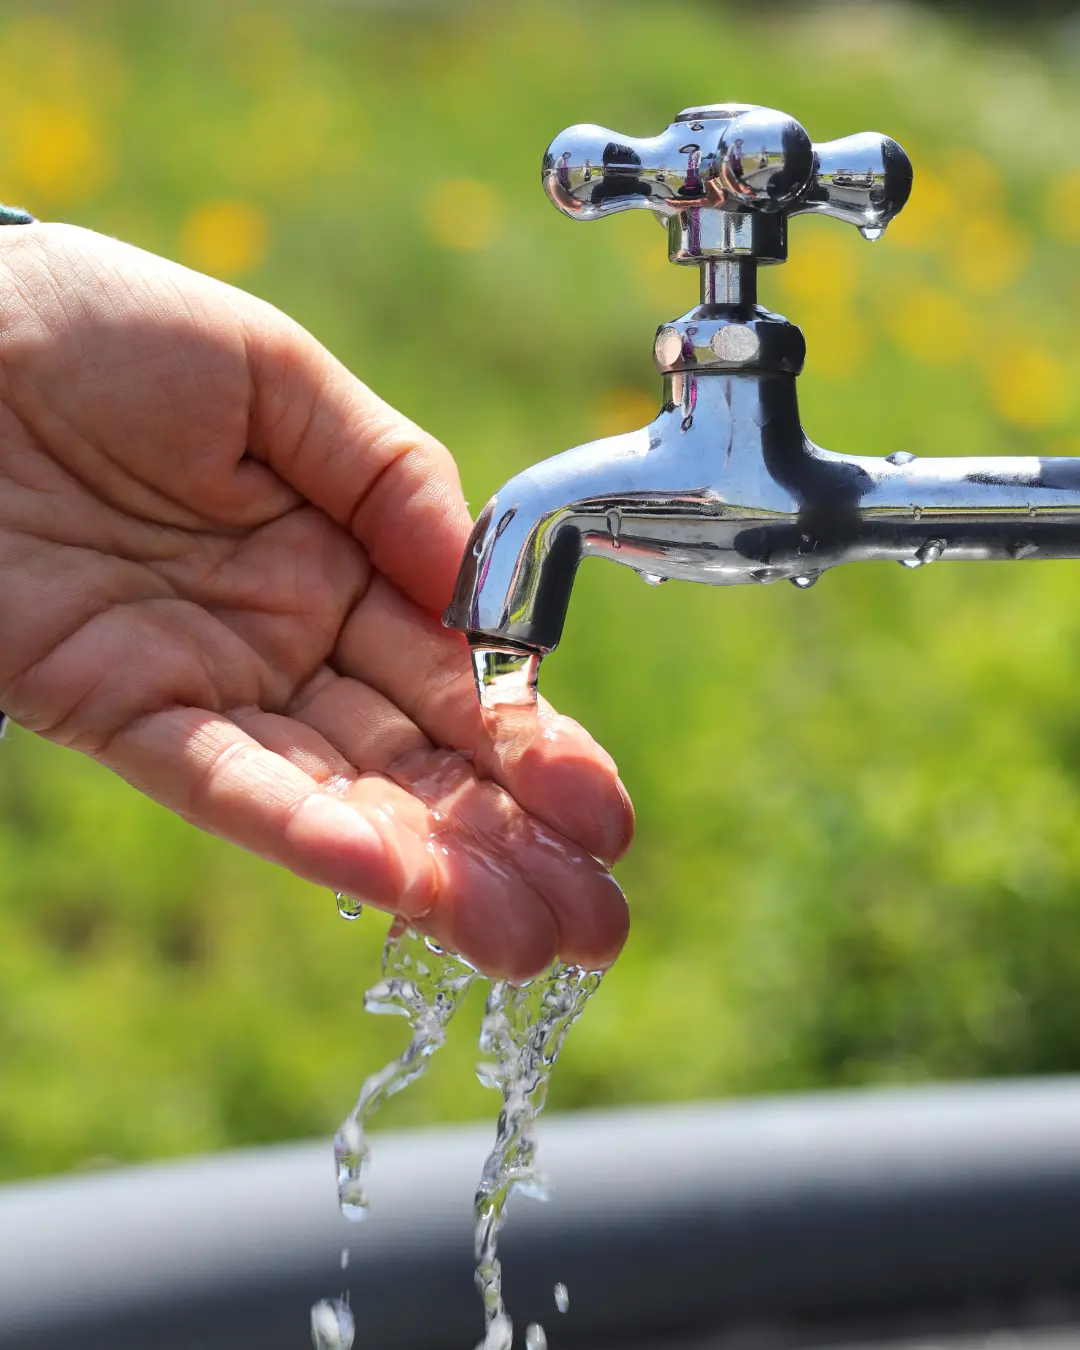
[[1, 0, 1080, 1181]]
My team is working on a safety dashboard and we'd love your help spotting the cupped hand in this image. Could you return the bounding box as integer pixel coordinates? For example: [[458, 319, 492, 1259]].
[[0, 225, 633, 979]]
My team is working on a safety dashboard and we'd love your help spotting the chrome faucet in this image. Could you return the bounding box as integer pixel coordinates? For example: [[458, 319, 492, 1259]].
[[444, 103, 1080, 660]]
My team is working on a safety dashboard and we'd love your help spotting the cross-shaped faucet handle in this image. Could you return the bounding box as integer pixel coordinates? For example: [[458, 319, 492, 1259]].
[[542, 103, 913, 267]]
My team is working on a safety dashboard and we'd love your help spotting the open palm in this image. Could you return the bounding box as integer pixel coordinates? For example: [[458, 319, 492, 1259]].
[[0, 225, 632, 979]]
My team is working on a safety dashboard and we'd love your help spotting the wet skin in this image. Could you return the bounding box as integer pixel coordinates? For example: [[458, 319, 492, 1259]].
[[0, 225, 634, 980]]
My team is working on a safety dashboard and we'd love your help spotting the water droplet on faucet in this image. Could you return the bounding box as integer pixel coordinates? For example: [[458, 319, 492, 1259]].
[[791, 573, 819, 589], [640, 571, 667, 586], [886, 450, 916, 466], [901, 538, 946, 569], [860, 224, 885, 241]]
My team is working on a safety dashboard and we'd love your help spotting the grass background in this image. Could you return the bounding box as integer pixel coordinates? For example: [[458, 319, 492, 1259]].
[[2, 0, 1080, 1180]]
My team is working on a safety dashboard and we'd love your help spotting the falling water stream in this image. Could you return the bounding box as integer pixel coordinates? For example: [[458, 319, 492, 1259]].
[[313, 645, 601, 1350]]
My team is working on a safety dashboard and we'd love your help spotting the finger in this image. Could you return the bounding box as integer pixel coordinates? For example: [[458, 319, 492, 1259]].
[[288, 673, 627, 968], [333, 575, 634, 863], [288, 665, 431, 771], [113, 704, 560, 981], [223, 704, 563, 979], [343, 775, 559, 981], [390, 748, 629, 971], [102, 706, 433, 912], [241, 304, 471, 613]]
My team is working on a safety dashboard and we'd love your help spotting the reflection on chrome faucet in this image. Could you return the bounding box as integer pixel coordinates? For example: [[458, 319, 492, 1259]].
[[445, 101, 1080, 663]]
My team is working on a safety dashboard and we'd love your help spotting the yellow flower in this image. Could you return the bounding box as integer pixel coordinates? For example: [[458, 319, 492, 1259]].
[[947, 214, 1028, 295], [888, 168, 954, 250], [424, 179, 503, 252], [804, 310, 870, 380], [882, 284, 974, 365], [8, 100, 112, 205], [1047, 168, 1080, 245], [778, 226, 861, 308], [939, 150, 1006, 211], [591, 388, 658, 439], [179, 201, 268, 279], [986, 343, 1072, 429]]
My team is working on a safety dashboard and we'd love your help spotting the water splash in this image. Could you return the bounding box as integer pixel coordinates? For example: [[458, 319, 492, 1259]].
[[321, 652, 602, 1346], [335, 893, 364, 921], [474, 966, 602, 1350], [310, 1298, 354, 1350], [333, 923, 477, 1219], [320, 916, 600, 1348], [470, 645, 541, 713]]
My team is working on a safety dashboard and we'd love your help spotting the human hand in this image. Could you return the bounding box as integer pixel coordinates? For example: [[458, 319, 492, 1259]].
[[0, 225, 632, 979]]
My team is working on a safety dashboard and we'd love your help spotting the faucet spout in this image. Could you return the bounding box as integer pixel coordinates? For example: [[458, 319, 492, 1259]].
[[445, 368, 1080, 657], [444, 371, 808, 654], [444, 425, 657, 655]]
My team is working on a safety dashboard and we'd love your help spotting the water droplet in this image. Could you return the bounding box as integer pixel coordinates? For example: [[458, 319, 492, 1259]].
[[335, 893, 364, 921], [640, 571, 667, 586], [901, 538, 946, 568], [886, 450, 915, 466], [919, 539, 945, 565], [340, 1247, 350, 1270], [554, 1283, 570, 1314], [860, 224, 885, 241], [1010, 540, 1038, 559], [310, 1298, 354, 1350], [526, 1324, 548, 1350], [470, 644, 541, 713], [606, 508, 622, 548], [478, 1312, 514, 1350], [791, 573, 819, 589]]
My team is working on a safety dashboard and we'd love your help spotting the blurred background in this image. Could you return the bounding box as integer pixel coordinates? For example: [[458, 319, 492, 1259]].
[[1, 0, 1080, 1185]]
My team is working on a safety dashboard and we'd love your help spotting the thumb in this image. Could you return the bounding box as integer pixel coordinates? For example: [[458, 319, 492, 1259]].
[[240, 300, 472, 614]]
